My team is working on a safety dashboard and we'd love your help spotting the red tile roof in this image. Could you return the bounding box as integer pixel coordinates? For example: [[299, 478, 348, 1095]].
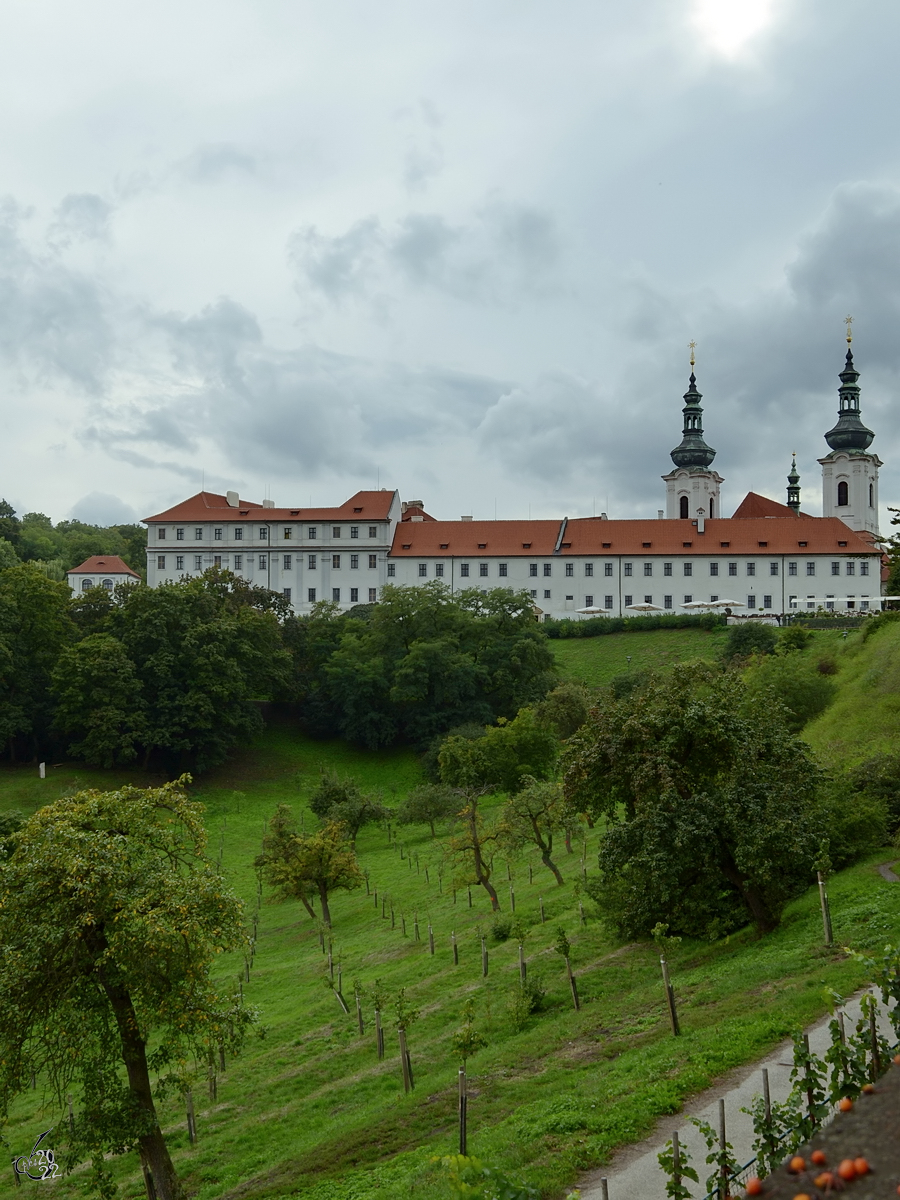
[[389, 516, 877, 557], [401, 505, 437, 522], [732, 491, 813, 519], [144, 490, 397, 524], [68, 555, 141, 577]]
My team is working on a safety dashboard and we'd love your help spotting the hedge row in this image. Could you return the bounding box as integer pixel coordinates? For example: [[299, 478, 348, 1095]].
[[542, 612, 726, 639]]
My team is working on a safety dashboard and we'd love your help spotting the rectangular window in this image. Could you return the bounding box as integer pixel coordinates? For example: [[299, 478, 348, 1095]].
[[585, 563, 594, 577], [770, 562, 779, 576], [683, 594, 692, 604], [194, 555, 203, 570], [543, 563, 552, 576], [351, 526, 359, 539], [604, 562, 613, 577], [604, 595, 613, 609], [234, 528, 243, 541], [283, 528, 292, 540], [332, 588, 340, 602], [709, 562, 719, 576], [368, 526, 377, 538], [624, 562, 633, 576], [308, 554, 316, 569], [543, 589, 551, 599], [333, 527, 341, 538], [788, 561, 797, 576], [846, 561, 856, 575], [831, 561, 840, 576], [157, 555, 166, 569], [748, 594, 756, 608], [332, 555, 341, 569], [387, 563, 396, 577], [283, 588, 291, 602], [806, 562, 816, 576], [747, 562, 756, 576], [728, 562, 737, 576], [350, 587, 359, 602], [528, 563, 538, 578], [418, 563, 428, 577], [283, 555, 292, 570], [585, 594, 594, 607], [644, 594, 653, 604], [158, 528, 166, 540], [369, 588, 377, 602], [176, 555, 184, 570], [259, 527, 268, 540], [308, 588, 316, 603], [710, 594, 719, 602], [350, 554, 359, 569], [480, 563, 489, 577], [213, 555, 221, 567], [499, 563, 508, 577], [530, 589, 538, 598], [214, 528, 222, 541], [565, 562, 574, 577], [763, 595, 772, 609], [308, 527, 317, 539], [234, 554, 242, 570], [664, 595, 673, 609], [665, 562, 674, 576], [683, 562, 693, 576], [643, 562, 653, 577], [435, 563, 445, 577], [195, 527, 203, 540], [258, 555, 267, 570], [860, 561, 869, 576], [176, 527, 184, 541], [368, 554, 378, 568], [460, 563, 470, 577], [624, 594, 633, 606]]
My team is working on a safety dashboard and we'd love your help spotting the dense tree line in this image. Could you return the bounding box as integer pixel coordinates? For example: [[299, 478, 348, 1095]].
[[0, 499, 146, 579], [0, 566, 556, 769]]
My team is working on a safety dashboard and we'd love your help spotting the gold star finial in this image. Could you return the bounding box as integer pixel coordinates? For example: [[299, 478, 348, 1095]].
[[845, 315, 853, 344], [688, 340, 696, 368]]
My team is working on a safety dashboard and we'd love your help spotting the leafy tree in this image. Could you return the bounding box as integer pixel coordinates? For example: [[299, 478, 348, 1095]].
[[721, 621, 778, 660], [308, 772, 393, 845], [0, 565, 75, 761], [0, 537, 18, 570], [444, 788, 502, 910], [564, 665, 821, 937], [0, 499, 21, 548], [498, 777, 575, 886], [0, 779, 252, 1200], [69, 584, 118, 635], [779, 623, 813, 652], [743, 650, 837, 731], [533, 681, 593, 740], [439, 708, 558, 796], [256, 815, 362, 926], [51, 633, 147, 766], [847, 752, 900, 831], [396, 783, 460, 837]]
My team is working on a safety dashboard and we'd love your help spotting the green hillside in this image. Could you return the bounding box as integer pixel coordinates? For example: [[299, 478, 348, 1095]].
[[548, 625, 728, 686], [804, 616, 900, 767], [2, 718, 898, 1200]]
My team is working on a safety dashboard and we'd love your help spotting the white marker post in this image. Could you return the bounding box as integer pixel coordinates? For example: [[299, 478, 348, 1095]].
[[39, 763, 46, 779]]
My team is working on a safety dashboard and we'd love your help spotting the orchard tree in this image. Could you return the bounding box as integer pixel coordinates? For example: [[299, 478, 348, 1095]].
[[256, 814, 363, 926], [439, 708, 558, 796], [51, 633, 147, 766], [396, 784, 460, 837], [499, 777, 576, 886], [308, 772, 393, 846], [534, 681, 593, 741], [564, 665, 821, 937], [0, 779, 252, 1200]]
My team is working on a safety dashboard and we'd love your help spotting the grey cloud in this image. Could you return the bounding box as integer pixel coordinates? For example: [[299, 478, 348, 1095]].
[[69, 491, 137, 525], [289, 217, 384, 304], [178, 142, 257, 183], [50, 194, 112, 245]]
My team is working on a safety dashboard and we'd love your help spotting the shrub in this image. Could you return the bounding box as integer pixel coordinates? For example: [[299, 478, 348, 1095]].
[[491, 915, 514, 942], [722, 622, 778, 661]]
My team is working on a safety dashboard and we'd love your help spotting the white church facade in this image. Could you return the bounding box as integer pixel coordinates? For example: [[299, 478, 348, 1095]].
[[142, 337, 885, 618]]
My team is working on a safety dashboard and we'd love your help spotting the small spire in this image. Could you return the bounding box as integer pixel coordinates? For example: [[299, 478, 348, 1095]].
[[688, 339, 696, 369], [845, 314, 853, 345], [786, 452, 801, 514]]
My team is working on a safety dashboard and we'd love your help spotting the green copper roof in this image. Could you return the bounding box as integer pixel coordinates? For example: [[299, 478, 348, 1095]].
[[824, 348, 874, 453], [670, 372, 716, 469]]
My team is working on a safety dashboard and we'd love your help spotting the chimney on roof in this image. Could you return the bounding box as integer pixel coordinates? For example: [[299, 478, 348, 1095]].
[[600, 512, 608, 521], [658, 510, 664, 519], [226, 490, 240, 508], [402, 500, 424, 513], [262, 499, 274, 509], [460, 515, 473, 521]]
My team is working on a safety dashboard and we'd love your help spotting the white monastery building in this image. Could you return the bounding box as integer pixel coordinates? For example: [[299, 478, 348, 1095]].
[[141, 336, 885, 619], [67, 555, 141, 594]]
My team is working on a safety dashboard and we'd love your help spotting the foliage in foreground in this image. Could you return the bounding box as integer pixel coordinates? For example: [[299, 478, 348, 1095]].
[[0, 778, 253, 1200]]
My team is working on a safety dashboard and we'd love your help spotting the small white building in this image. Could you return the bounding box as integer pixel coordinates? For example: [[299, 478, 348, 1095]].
[[67, 555, 141, 594]]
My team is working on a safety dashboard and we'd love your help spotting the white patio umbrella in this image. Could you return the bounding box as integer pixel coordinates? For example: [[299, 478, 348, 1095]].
[[576, 605, 608, 614], [709, 599, 745, 608], [625, 602, 666, 612], [681, 600, 714, 609]]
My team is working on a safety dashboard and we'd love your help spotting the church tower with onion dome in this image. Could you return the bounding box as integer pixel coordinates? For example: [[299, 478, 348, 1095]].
[[818, 319, 881, 536], [662, 344, 724, 519]]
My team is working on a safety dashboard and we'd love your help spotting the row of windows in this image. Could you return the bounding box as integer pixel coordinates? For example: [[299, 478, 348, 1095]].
[[80, 578, 115, 591], [157, 553, 381, 571], [393, 559, 872, 580], [295, 588, 378, 604], [159, 524, 381, 542]]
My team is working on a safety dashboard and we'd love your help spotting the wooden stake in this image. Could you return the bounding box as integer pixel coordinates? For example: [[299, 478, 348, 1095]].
[[837, 1010, 846, 1044], [356, 991, 365, 1035], [425, 866, 430, 884], [518, 941, 527, 983], [67, 1092, 75, 1136], [398, 1028, 412, 1093], [539, 896, 545, 923], [579, 901, 586, 926], [467, 885, 472, 908], [414, 916, 420, 942], [718, 1098, 727, 1200], [481, 935, 489, 978], [566, 956, 580, 1010], [599, 1180, 609, 1200], [817, 871, 833, 946], [458, 1067, 468, 1155], [185, 1089, 196, 1144], [219, 1042, 226, 1074], [402, 915, 406, 936], [672, 1131, 681, 1194], [660, 956, 680, 1036], [529, 864, 533, 884], [429, 924, 435, 955], [375, 1009, 384, 1060], [762, 1067, 771, 1124], [870, 1002, 881, 1081], [452, 930, 459, 965]]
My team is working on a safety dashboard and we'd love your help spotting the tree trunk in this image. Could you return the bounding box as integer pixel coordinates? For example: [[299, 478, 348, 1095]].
[[317, 881, 332, 927], [428, 819, 436, 837], [299, 894, 317, 920], [720, 858, 778, 934], [479, 876, 501, 911], [564, 828, 573, 854], [540, 851, 565, 886], [98, 971, 182, 1200]]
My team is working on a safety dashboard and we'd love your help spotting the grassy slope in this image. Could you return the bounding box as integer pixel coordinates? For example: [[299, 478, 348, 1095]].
[[548, 627, 729, 686], [804, 618, 900, 767], [2, 711, 899, 1200]]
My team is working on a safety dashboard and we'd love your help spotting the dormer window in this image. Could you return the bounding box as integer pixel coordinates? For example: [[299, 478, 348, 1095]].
[[683, 542, 692, 548], [838, 540, 847, 547], [402, 543, 411, 550], [522, 542, 531, 549], [798, 541, 808, 547], [354, 507, 363, 513], [478, 543, 487, 549], [602, 542, 611, 549], [440, 543, 449, 549], [642, 542, 651, 548], [758, 541, 768, 548], [720, 541, 730, 548]]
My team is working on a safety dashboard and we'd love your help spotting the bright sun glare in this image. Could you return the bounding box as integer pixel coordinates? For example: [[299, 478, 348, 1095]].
[[691, 0, 777, 57]]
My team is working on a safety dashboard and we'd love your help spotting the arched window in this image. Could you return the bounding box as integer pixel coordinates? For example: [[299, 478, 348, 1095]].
[[708, 497, 714, 519], [869, 483, 874, 507], [679, 495, 689, 519], [837, 481, 849, 507], [81, 578, 93, 591], [101, 578, 114, 590]]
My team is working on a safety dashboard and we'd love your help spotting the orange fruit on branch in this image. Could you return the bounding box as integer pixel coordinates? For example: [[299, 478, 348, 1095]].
[[838, 1096, 853, 1111], [837, 1159, 857, 1181], [789, 1156, 806, 1173], [810, 1150, 827, 1166]]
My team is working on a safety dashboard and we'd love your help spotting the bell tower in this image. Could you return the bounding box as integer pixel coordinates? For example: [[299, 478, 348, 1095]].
[[817, 318, 880, 536], [662, 343, 724, 519]]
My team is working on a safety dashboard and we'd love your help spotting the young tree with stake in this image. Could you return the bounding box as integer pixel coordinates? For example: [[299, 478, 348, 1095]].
[[256, 811, 363, 927]]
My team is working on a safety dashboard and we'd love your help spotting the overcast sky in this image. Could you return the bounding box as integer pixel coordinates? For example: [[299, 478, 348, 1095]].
[[1, 0, 899, 529]]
